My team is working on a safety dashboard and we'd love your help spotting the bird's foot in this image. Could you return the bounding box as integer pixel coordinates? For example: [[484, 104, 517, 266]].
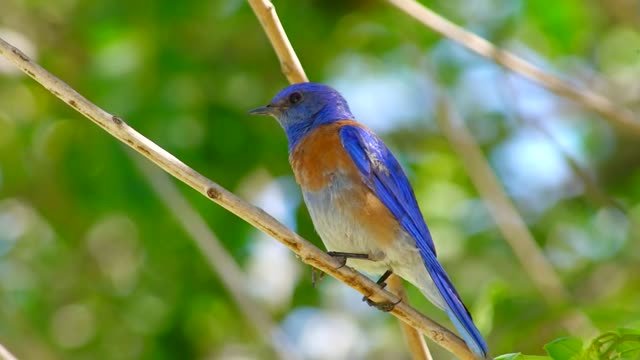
[[311, 267, 326, 288], [364, 298, 401, 312], [312, 252, 371, 287], [361, 270, 400, 312], [327, 251, 371, 269]]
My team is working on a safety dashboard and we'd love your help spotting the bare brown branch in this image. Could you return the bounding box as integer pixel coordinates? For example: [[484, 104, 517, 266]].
[[387, 0, 640, 135], [132, 156, 299, 360], [389, 276, 433, 360], [247, 0, 308, 84], [0, 36, 476, 360], [0, 344, 17, 360]]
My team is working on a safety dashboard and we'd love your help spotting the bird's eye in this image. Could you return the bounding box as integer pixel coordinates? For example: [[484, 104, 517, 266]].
[[289, 92, 303, 104]]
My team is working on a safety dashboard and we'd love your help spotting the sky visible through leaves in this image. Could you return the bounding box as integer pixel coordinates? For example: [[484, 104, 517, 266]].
[[1, 0, 640, 359]]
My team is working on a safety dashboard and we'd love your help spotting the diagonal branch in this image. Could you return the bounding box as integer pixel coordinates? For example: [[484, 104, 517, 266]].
[[248, 0, 308, 84], [0, 36, 475, 360], [386, 0, 640, 135], [132, 155, 299, 360], [0, 344, 17, 360]]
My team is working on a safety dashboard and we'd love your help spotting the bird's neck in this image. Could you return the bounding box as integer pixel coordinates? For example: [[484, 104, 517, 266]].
[[285, 121, 314, 152], [285, 104, 354, 152]]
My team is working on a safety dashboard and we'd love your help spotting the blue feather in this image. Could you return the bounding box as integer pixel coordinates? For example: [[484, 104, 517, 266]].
[[339, 126, 435, 255], [339, 125, 489, 359]]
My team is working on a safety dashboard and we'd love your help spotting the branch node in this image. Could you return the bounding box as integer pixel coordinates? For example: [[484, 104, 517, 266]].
[[135, 145, 151, 156], [206, 187, 221, 200], [11, 47, 28, 61], [111, 115, 124, 126], [431, 330, 445, 342]]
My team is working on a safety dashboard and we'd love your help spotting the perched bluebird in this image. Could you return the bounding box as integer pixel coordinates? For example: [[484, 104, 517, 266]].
[[249, 83, 489, 359]]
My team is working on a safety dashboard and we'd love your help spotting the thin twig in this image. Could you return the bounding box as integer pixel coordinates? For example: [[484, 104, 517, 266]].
[[389, 276, 433, 360], [435, 97, 598, 336], [0, 344, 17, 360], [246, 1, 435, 359], [0, 37, 475, 360], [386, 0, 640, 135], [131, 155, 299, 360], [247, 0, 308, 84]]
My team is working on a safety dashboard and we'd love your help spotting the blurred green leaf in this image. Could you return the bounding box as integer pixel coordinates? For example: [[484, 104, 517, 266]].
[[544, 337, 584, 360], [2, 0, 640, 359], [582, 329, 640, 360]]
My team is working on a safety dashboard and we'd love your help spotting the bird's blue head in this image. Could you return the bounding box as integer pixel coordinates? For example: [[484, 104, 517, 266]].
[[248, 82, 355, 151]]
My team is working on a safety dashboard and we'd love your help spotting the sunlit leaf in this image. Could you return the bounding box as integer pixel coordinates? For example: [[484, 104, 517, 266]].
[[544, 337, 584, 360], [495, 353, 552, 360]]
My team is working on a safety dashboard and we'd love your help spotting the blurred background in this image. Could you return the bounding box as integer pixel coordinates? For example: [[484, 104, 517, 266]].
[[1, 0, 640, 359]]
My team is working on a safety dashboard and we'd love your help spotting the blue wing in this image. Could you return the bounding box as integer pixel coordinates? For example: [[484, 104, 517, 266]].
[[339, 125, 435, 254], [339, 125, 488, 359]]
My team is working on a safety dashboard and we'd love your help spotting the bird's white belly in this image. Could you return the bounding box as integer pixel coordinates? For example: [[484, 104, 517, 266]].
[[302, 176, 412, 275], [304, 191, 389, 275], [302, 176, 446, 308]]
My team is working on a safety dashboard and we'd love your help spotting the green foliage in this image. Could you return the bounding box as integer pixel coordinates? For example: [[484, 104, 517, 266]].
[[544, 337, 584, 360], [582, 329, 640, 360], [497, 329, 640, 360], [1, 0, 640, 359]]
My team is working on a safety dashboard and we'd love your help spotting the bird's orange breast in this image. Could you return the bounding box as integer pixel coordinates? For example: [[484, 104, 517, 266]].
[[289, 120, 362, 192], [289, 120, 400, 247]]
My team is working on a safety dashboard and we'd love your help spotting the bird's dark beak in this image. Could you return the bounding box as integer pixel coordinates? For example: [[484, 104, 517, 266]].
[[247, 105, 274, 116]]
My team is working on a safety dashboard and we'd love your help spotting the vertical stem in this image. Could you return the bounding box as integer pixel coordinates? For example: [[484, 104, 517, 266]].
[[247, 0, 308, 84], [245, 1, 435, 358], [389, 276, 433, 360]]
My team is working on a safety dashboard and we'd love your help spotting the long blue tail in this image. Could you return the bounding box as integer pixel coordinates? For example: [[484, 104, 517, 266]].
[[421, 249, 489, 359]]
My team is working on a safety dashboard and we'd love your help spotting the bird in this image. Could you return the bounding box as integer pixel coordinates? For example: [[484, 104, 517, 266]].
[[249, 82, 489, 359]]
